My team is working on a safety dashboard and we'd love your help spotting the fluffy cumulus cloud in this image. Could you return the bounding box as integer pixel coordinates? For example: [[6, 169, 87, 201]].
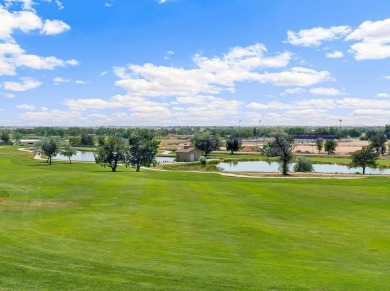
[[16, 103, 35, 110], [41, 19, 70, 35], [326, 50, 344, 58], [309, 87, 343, 96], [346, 18, 390, 60], [286, 26, 351, 47], [61, 43, 335, 125], [114, 43, 331, 101], [3, 77, 41, 91], [0, 2, 76, 76]]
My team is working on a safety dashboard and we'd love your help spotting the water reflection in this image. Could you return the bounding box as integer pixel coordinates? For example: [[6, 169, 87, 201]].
[[217, 160, 390, 175]]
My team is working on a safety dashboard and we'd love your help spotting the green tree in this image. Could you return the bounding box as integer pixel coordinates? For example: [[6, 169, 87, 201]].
[[68, 136, 81, 146], [369, 133, 387, 155], [349, 146, 378, 174], [191, 132, 221, 157], [0, 130, 11, 144], [80, 134, 95, 146], [263, 128, 295, 175], [97, 136, 106, 146], [226, 136, 242, 155], [128, 130, 159, 172], [315, 138, 323, 153], [34, 138, 61, 165], [294, 156, 314, 172], [12, 131, 22, 145], [94, 136, 130, 172], [61, 145, 77, 164], [324, 140, 337, 154]]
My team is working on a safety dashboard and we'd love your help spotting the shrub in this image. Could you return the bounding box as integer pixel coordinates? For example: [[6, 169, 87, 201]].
[[294, 156, 314, 172], [199, 156, 207, 165]]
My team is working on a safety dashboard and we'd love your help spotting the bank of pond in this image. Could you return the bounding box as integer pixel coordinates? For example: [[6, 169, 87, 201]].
[[52, 151, 390, 175]]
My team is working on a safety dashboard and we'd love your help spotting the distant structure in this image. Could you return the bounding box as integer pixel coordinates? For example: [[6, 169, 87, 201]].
[[175, 146, 202, 162], [17, 139, 40, 146]]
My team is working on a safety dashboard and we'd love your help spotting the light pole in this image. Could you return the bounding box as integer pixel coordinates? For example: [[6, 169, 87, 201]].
[[339, 119, 342, 140], [239, 119, 241, 137]]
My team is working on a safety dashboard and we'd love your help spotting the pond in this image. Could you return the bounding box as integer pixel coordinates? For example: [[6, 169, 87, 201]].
[[217, 160, 390, 175], [53, 151, 175, 163]]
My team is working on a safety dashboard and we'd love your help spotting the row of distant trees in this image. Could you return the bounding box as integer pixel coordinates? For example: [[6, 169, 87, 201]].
[[3, 124, 390, 140]]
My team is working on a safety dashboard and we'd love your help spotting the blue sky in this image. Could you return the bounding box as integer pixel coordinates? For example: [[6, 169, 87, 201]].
[[1, 0, 390, 127]]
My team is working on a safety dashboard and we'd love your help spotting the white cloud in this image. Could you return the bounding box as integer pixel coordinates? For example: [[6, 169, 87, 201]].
[[5, 93, 15, 98], [280, 88, 306, 95], [286, 26, 351, 47], [114, 44, 299, 98], [41, 19, 70, 35], [75, 80, 87, 84], [53, 76, 69, 84], [336, 98, 390, 109], [104, 0, 115, 7], [326, 50, 344, 58], [3, 77, 41, 91], [100, 71, 108, 76], [309, 87, 343, 96], [16, 104, 35, 110], [255, 67, 331, 87], [114, 44, 331, 101], [383, 75, 390, 79], [18, 110, 83, 124], [376, 93, 390, 98], [4, 0, 34, 10], [352, 109, 390, 116], [247, 101, 292, 110], [346, 18, 390, 60], [0, 5, 76, 76], [55, 0, 64, 9], [0, 7, 42, 40]]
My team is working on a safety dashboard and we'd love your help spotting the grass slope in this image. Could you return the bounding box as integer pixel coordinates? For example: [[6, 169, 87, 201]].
[[0, 147, 389, 290]]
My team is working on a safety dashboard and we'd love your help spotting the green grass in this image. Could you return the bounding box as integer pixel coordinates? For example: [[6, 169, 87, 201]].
[[0, 146, 389, 290]]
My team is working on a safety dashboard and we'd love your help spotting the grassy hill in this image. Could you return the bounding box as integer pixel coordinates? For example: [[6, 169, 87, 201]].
[[0, 147, 389, 290]]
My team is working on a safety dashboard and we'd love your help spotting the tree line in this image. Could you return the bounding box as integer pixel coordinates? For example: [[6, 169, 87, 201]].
[[3, 124, 390, 140]]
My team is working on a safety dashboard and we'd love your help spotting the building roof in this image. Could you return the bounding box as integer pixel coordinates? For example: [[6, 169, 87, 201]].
[[175, 147, 199, 153]]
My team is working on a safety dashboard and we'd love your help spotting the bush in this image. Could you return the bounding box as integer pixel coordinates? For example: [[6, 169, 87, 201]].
[[294, 156, 314, 172], [199, 156, 207, 165]]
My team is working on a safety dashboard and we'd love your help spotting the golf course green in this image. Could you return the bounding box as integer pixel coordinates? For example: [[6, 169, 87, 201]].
[[0, 146, 389, 290]]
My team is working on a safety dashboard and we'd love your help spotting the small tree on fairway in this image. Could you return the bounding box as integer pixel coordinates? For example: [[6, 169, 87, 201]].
[[349, 146, 378, 174], [128, 129, 159, 172], [61, 145, 77, 164], [191, 132, 221, 157], [35, 137, 61, 165], [315, 138, 323, 153], [294, 156, 314, 172], [226, 136, 242, 154], [94, 136, 130, 172], [263, 128, 295, 175], [324, 139, 337, 154]]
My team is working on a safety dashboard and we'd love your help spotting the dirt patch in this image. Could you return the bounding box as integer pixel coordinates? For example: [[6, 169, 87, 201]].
[[2, 200, 75, 211]]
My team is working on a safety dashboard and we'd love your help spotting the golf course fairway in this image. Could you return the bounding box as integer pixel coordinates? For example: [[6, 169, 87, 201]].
[[0, 147, 389, 290]]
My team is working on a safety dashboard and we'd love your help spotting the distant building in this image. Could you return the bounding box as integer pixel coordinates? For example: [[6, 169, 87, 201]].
[[18, 139, 40, 146], [175, 146, 203, 162]]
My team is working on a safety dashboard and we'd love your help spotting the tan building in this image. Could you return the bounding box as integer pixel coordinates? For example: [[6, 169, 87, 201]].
[[175, 146, 203, 162]]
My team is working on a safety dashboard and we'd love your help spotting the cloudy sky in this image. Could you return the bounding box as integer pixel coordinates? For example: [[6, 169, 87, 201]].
[[1, 0, 390, 127]]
